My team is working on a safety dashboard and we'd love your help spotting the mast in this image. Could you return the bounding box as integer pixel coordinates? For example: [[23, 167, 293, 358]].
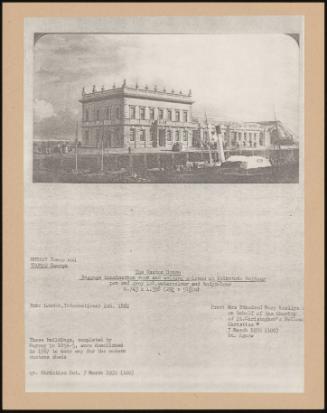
[[273, 106, 281, 150], [216, 125, 225, 163], [101, 119, 104, 172], [273, 105, 282, 167], [205, 112, 213, 165], [74, 120, 78, 172]]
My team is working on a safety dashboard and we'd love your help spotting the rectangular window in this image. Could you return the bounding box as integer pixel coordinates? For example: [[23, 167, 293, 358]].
[[140, 107, 145, 120], [175, 110, 180, 122], [183, 111, 188, 122], [167, 130, 172, 141], [85, 109, 89, 121], [84, 130, 89, 145], [150, 108, 155, 120], [106, 107, 112, 120], [176, 130, 180, 141], [183, 131, 188, 141], [130, 128, 135, 141], [167, 110, 172, 121], [130, 106, 136, 119], [140, 130, 145, 141], [96, 110, 100, 121], [159, 109, 164, 120], [116, 107, 120, 119]]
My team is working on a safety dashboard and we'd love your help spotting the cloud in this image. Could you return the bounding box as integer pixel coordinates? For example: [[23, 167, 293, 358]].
[[34, 108, 77, 140], [34, 99, 56, 121], [33, 33, 301, 137]]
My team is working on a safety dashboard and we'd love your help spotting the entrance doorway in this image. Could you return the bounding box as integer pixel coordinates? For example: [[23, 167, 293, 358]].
[[159, 129, 166, 147]]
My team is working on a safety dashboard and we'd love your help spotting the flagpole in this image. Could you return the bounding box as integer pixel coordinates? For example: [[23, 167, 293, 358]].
[[75, 120, 78, 172]]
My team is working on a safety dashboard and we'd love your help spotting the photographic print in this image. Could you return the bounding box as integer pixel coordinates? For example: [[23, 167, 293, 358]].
[[33, 32, 301, 183]]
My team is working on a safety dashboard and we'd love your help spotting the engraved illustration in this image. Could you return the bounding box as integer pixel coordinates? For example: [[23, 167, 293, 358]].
[[33, 34, 301, 183]]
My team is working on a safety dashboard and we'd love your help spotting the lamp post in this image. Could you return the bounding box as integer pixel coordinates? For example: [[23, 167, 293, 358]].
[[101, 120, 105, 172]]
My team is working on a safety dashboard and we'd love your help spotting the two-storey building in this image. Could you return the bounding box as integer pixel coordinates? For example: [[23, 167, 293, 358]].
[[79, 80, 199, 150]]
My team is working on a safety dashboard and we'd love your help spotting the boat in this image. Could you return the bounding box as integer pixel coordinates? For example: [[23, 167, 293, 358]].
[[220, 155, 273, 176]]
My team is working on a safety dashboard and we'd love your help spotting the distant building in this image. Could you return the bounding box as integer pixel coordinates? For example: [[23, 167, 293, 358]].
[[79, 81, 199, 149], [194, 119, 296, 150]]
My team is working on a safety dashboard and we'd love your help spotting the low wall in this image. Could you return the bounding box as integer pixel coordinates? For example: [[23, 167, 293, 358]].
[[33, 148, 299, 177]]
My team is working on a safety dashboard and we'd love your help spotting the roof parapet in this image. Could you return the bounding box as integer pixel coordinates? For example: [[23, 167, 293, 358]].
[[81, 80, 192, 99]]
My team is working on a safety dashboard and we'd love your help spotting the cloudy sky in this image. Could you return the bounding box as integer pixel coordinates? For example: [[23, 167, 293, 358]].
[[34, 33, 300, 139]]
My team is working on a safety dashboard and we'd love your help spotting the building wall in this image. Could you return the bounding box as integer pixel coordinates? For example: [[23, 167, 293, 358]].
[[195, 122, 272, 150], [122, 96, 197, 149], [81, 96, 124, 148], [220, 124, 266, 149], [80, 89, 198, 149]]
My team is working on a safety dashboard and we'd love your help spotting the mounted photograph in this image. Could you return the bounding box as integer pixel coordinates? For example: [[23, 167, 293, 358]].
[[33, 33, 301, 183], [22, 14, 308, 396]]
